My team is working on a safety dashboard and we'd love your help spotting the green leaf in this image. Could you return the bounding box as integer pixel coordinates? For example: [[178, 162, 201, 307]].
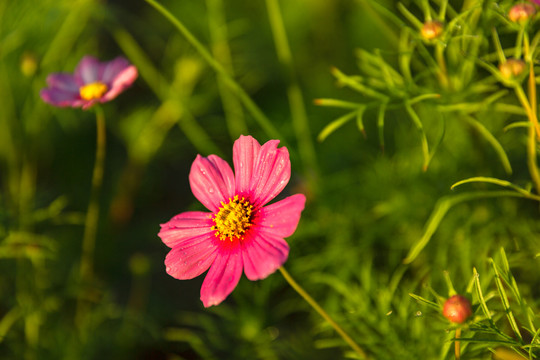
[[462, 115, 512, 175], [473, 267, 492, 321], [409, 293, 441, 311], [404, 191, 530, 264], [318, 110, 357, 142], [490, 258, 523, 342], [450, 177, 540, 201]]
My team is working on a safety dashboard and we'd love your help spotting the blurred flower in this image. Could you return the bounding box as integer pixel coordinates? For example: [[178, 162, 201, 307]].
[[159, 135, 306, 307], [421, 20, 443, 40], [499, 58, 526, 80], [40, 56, 138, 110], [509, 3, 536, 23], [442, 295, 472, 323], [20, 52, 38, 77], [529, 0, 540, 7]]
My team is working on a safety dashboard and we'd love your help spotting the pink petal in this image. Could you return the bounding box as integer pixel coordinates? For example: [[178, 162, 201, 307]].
[[99, 57, 132, 83], [249, 140, 291, 206], [242, 232, 289, 281], [233, 135, 261, 195], [74, 56, 100, 84], [81, 99, 99, 110], [189, 154, 235, 212], [40, 88, 85, 108], [101, 65, 138, 102], [200, 243, 243, 307], [256, 194, 306, 238], [158, 211, 214, 248], [165, 233, 219, 280], [46, 73, 79, 92]]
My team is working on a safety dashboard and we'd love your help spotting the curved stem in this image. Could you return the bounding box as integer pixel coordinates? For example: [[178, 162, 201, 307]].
[[77, 106, 106, 324], [145, 0, 284, 141], [278, 267, 368, 359], [265, 0, 319, 184]]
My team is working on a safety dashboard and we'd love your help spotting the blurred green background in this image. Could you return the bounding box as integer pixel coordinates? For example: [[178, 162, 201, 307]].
[[2, 0, 540, 359]]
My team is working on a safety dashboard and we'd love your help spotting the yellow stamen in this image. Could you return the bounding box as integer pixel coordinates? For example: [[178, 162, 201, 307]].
[[212, 195, 253, 241], [79, 81, 108, 100]]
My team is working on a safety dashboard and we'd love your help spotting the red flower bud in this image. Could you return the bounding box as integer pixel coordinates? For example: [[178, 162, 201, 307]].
[[509, 3, 536, 23], [499, 59, 526, 80], [443, 295, 472, 323], [421, 20, 444, 40]]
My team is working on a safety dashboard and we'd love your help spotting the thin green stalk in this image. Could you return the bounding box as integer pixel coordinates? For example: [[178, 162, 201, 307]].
[[112, 29, 221, 156], [514, 79, 540, 194], [145, 0, 283, 140], [265, 0, 318, 180], [278, 267, 368, 359], [435, 43, 449, 90], [514, 85, 540, 139], [527, 119, 540, 195], [76, 106, 106, 325], [527, 59, 540, 195], [206, 0, 248, 139]]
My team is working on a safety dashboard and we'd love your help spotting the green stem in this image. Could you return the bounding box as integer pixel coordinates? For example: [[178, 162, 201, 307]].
[[514, 85, 540, 138], [278, 267, 368, 359], [206, 0, 248, 139], [527, 118, 540, 195], [527, 59, 540, 195], [435, 42, 449, 90], [76, 106, 106, 324], [145, 0, 284, 141], [265, 0, 319, 181]]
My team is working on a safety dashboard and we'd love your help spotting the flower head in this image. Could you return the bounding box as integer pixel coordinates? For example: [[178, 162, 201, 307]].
[[499, 58, 526, 80], [443, 295, 472, 324], [421, 20, 444, 41], [509, 3, 536, 23], [159, 135, 306, 307], [40, 56, 138, 110]]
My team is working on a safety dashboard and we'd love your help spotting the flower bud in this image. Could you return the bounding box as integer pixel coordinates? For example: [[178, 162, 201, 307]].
[[443, 295, 472, 323], [499, 58, 526, 80], [509, 3, 536, 23], [20, 52, 37, 77], [421, 20, 444, 40]]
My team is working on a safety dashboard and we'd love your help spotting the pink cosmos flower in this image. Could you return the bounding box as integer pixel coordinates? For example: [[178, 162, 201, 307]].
[[40, 55, 138, 109], [159, 135, 306, 307]]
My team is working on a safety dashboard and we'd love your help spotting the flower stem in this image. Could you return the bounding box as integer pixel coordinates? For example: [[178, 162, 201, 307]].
[[265, 0, 319, 184], [145, 0, 285, 141], [76, 106, 106, 325], [206, 0, 248, 139], [454, 328, 461, 360], [278, 267, 368, 359]]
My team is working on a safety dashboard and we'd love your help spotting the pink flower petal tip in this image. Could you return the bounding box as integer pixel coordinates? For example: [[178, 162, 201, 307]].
[[158, 135, 306, 307], [40, 55, 138, 109]]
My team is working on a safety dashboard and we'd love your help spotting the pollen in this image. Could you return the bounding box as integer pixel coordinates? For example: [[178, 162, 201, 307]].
[[212, 195, 253, 241], [79, 81, 108, 100]]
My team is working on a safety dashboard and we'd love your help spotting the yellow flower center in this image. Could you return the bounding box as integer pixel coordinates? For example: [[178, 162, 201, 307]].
[[212, 195, 253, 241], [79, 81, 108, 100]]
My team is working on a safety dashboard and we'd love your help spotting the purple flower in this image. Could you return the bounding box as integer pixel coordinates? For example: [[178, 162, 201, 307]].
[[40, 56, 138, 109]]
